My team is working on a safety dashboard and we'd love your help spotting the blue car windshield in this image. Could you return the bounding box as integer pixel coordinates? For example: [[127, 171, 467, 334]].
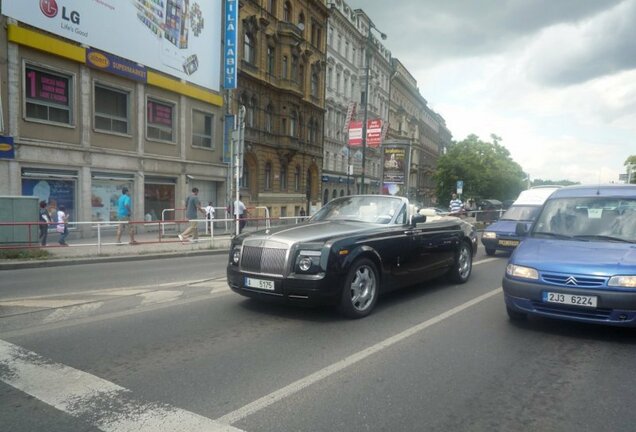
[[501, 205, 541, 221], [532, 197, 636, 242]]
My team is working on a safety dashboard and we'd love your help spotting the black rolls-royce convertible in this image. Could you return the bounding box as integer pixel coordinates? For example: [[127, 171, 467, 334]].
[[227, 195, 477, 318]]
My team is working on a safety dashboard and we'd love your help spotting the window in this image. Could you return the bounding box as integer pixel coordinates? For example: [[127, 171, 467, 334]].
[[243, 32, 255, 64], [336, 72, 341, 94], [337, 34, 342, 53], [147, 98, 175, 142], [192, 110, 213, 148], [265, 104, 273, 133], [327, 67, 333, 89], [247, 97, 257, 128], [267, 0, 276, 14], [343, 75, 349, 98], [267, 46, 275, 75], [282, 56, 288, 79], [291, 55, 298, 82], [25, 66, 73, 124], [283, 1, 291, 21], [294, 165, 301, 192], [311, 71, 319, 97], [94, 83, 129, 134], [289, 111, 297, 137], [264, 162, 272, 190], [280, 164, 288, 190]]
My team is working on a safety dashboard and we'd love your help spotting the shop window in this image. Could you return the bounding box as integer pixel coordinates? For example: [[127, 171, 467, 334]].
[[25, 65, 73, 125], [91, 178, 133, 222], [192, 109, 214, 148], [144, 182, 176, 222], [22, 170, 77, 223], [94, 84, 129, 134], [147, 98, 175, 142]]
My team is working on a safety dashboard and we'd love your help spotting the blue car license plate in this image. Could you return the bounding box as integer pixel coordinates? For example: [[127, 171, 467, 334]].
[[542, 291, 597, 308]]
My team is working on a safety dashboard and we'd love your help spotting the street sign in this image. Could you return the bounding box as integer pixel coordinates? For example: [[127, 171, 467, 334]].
[[456, 180, 464, 195]]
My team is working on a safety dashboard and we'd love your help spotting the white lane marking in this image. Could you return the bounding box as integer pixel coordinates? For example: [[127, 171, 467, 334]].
[[140, 290, 183, 305], [43, 303, 104, 324], [0, 299, 88, 308], [217, 287, 503, 425], [0, 339, 244, 432], [102, 289, 153, 296], [475, 257, 499, 265]]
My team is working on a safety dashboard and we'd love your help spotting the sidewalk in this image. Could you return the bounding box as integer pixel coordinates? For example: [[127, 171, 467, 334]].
[[0, 230, 233, 270]]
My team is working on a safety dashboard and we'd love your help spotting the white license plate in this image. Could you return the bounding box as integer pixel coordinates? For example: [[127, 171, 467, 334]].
[[244, 277, 275, 291], [498, 239, 519, 247], [542, 291, 597, 308]]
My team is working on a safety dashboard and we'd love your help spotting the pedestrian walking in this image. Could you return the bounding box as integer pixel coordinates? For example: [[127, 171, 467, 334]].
[[204, 201, 215, 232], [179, 187, 204, 242], [234, 195, 247, 234], [115, 187, 137, 244], [38, 200, 51, 246], [56, 204, 69, 246]]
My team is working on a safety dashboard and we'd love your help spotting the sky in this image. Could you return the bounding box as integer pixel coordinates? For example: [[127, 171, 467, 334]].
[[346, 0, 636, 184]]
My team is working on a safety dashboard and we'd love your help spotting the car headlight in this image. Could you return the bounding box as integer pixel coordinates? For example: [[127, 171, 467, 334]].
[[506, 264, 539, 280], [608, 276, 636, 288], [295, 250, 321, 273], [482, 231, 496, 239], [231, 248, 241, 265]]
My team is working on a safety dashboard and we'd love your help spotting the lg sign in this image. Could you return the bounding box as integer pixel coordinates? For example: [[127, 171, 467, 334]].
[[40, 0, 80, 24]]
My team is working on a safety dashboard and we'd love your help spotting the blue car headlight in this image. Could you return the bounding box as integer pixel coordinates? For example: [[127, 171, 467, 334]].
[[608, 276, 636, 288], [506, 264, 539, 280], [482, 231, 496, 239]]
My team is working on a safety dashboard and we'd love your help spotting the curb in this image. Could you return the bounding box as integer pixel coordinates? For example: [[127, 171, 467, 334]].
[[0, 248, 229, 270]]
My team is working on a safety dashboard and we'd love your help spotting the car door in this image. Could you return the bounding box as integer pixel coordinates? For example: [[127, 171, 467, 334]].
[[406, 219, 459, 284]]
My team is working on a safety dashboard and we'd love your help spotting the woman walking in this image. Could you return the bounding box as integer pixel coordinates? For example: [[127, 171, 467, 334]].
[[56, 204, 69, 246]]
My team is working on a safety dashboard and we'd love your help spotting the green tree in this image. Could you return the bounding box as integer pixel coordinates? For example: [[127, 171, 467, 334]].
[[626, 155, 636, 184], [531, 179, 579, 187], [434, 134, 526, 205]]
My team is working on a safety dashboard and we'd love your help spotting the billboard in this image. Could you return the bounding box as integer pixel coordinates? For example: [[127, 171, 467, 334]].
[[348, 118, 384, 147], [2, 0, 221, 92], [382, 146, 407, 184]]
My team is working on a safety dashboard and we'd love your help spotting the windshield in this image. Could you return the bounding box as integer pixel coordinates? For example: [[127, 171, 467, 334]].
[[310, 195, 407, 224], [532, 197, 636, 242], [501, 205, 541, 221]]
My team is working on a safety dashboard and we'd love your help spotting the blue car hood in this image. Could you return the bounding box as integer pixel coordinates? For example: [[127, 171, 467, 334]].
[[511, 238, 636, 276], [485, 220, 530, 235]]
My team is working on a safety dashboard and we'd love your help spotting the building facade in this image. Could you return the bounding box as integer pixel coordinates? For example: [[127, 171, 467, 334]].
[[0, 3, 227, 232], [388, 58, 451, 206], [234, 0, 329, 217]]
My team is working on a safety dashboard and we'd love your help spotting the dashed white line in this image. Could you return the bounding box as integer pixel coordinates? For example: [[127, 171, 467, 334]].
[[0, 339, 244, 432]]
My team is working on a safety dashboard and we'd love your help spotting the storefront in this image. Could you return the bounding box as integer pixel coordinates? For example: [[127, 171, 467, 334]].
[[144, 177, 176, 222], [91, 172, 134, 222], [21, 168, 77, 222]]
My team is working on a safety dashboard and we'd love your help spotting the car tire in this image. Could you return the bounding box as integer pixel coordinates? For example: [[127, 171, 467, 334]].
[[506, 306, 527, 321], [447, 241, 473, 284], [339, 258, 379, 319], [485, 247, 496, 256]]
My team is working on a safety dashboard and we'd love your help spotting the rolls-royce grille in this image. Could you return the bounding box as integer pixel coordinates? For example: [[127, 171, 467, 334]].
[[241, 246, 287, 275]]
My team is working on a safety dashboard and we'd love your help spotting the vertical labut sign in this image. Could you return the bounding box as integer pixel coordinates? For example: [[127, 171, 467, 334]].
[[224, 0, 238, 89]]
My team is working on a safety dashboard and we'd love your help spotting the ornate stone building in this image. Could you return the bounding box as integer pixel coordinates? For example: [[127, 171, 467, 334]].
[[235, 0, 329, 217], [388, 58, 451, 206]]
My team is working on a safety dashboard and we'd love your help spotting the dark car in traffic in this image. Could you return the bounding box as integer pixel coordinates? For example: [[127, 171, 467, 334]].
[[503, 184, 636, 327], [227, 195, 477, 318]]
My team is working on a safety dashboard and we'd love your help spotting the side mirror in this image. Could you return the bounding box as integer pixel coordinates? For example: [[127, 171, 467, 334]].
[[412, 214, 426, 226], [515, 222, 529, 236]]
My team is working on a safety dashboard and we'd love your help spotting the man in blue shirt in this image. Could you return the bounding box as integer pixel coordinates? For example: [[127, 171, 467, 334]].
[[179, 187, 203, 242], [116, 187, 137, 244]]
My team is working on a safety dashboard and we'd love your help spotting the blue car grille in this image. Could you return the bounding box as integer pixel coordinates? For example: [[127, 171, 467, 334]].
[[541, 273, 607, 288], [241, 246, 287, 276]]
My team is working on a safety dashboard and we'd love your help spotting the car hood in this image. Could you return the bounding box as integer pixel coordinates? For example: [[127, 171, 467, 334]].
[[511, 238, 636, 275], [242, 220, 379, 244], [484, 220, 529, 235]]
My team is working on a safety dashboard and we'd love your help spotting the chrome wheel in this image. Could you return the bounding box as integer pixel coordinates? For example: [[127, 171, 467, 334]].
[[339, 258, 379, 318], [350, 264, 377, 312], [448, 242, 472, 283]]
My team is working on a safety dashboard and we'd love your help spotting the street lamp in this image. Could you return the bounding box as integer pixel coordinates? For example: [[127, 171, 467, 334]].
[[360, 21, 386, 194]]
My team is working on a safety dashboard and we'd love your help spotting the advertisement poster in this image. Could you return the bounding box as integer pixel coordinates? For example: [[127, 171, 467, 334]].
[[22, 178, 75, 221], [382, 147, 406, 184], [3, 0, 221, 91], [91, 182, 131, 222]]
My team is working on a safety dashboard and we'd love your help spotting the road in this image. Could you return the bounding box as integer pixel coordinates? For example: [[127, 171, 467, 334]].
[[2, 252, 636, 432]]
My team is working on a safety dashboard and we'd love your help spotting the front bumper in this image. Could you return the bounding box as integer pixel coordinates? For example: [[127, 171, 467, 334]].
[[227, 265, 343, 306], [503, 277, 636, 327]]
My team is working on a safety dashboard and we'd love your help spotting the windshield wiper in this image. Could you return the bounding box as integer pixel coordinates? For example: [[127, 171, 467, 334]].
[[572, 235, 634, 243], [533, 231, 572, 239]]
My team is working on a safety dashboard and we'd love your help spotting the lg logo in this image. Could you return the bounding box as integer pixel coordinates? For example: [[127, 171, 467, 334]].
[[40, 0, 81, 25], [40, 0, 58, 18]]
